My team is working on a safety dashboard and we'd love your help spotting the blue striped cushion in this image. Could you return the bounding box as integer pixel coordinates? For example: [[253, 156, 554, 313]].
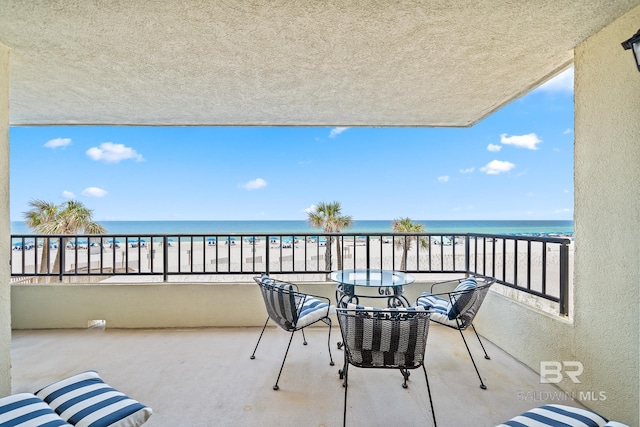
[[35, 371, 152, 427], [415, 294, 452, 324], [416, 277, 478, 325], [449, 277, 478, 320], [296, 296, 336, 328], [0, 393, 72, 426], [260, 273, 274, 286], [496, 404, 611, 427]]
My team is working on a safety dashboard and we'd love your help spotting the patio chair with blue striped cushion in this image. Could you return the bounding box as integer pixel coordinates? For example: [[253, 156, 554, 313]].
[[336, 305, 437, 427], [250, 274, 336, 390], [416, 275, 496, 389]]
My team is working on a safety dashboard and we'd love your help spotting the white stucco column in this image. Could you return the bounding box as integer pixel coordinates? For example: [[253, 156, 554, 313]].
[[574, 5, 640, 425], [0, 42, 11, 396]]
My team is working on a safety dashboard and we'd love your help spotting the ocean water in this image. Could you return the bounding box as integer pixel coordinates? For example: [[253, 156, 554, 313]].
[[11, 219, 574, 236]]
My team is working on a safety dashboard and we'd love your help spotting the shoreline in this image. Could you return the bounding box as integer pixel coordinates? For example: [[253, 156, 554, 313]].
[[10, 219, 575, 237]]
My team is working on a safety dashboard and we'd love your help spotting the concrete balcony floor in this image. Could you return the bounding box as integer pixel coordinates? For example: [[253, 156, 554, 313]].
[[11, 325, 586, 427]]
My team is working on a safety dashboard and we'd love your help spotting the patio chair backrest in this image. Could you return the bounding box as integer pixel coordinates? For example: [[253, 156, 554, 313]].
[[451, 278, 495, 330], [254, 275, 303, 332], [337, 306, 431, 370]]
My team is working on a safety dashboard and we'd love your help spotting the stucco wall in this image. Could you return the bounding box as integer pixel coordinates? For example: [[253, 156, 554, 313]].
[[573, 5, 640, 425], [0, 42, 10, 397], [12, 283, 271, 329], [477, 7, 640, 425]]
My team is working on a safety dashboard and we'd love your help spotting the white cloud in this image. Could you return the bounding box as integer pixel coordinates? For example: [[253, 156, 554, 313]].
[[86, 142, 144, 163], [459, 167, 475, 174], [329, 127, 349, 138], [452, 205, 474, 212], [304, 204, 316, 214], [487, 144, 502, 152], [481, 160, 516, 175], [240, 178, 267, 190], [563, 128, 573, 135], [536, 67, 574, 93], [555, 208, 573, 213], [62, 190, 75, 199], [500, 133, 542, 150], [82, 187, 107, 197], [44, 137, 71, 149], [437, 176, 449, 183]]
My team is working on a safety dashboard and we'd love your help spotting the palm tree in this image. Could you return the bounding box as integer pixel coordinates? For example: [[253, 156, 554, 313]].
[[307, 201, 353, 270], [24, 199, 106, 274], [392, 217, 428, 271]]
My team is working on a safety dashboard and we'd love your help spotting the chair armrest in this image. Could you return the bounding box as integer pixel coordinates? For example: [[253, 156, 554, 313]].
[[430, 279, 463, 294], [269, 278, 301, 292]]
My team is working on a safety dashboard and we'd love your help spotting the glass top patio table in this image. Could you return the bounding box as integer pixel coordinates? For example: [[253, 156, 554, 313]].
[[328, 269, 414, 288], [328, 269, 415, 307]]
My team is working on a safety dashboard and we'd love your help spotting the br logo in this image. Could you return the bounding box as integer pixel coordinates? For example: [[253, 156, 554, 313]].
[[540, 361, 584, 384]]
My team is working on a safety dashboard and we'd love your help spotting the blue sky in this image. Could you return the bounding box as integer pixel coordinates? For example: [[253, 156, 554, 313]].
[[9, 68, 574, 222]]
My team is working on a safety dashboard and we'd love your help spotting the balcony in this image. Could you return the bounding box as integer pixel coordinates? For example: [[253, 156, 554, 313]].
[[11, 323, 589, 426], [9, 231, 621, 425]]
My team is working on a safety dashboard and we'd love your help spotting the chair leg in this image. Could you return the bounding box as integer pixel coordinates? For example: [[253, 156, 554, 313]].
[[422, 365, 437, 427], [273, 330, 296, 390], [324, 318, 335, 366], [401, 368, 410, 388], [457, 326, 487, 390], [342, 362, 349, 427], [338, 347, 348, 382], [250, 317, 270, 360], [301, 327, 308, 345], [471, 323, 490, 360]]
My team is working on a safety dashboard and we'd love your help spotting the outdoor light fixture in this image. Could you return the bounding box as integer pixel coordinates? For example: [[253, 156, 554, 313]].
[[621, 28, 640, 72]]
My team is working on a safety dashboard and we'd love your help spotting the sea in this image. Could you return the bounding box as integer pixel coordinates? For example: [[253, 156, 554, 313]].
[[10, 220, 574, 237]]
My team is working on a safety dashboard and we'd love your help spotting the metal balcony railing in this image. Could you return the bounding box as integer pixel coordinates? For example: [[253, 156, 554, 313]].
[[10, 232, 572, 315]]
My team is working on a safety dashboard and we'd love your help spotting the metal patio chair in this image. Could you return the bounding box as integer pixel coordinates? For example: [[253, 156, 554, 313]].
[[250, 274, 335, 390], [415, 275, 496, 389], [336, 305, 437, 427]]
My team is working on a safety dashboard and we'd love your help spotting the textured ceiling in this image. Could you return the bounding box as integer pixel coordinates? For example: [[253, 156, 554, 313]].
[[0, 1, 638, 127]]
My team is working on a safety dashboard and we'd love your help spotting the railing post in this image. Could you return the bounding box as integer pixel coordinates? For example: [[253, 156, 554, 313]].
[[163, 236, 168, 282], [465, 235, 470, 275], [559, 242, 569, 316], [366, 235, 370, 269], [265, 241, 270, 275], [58, 237, 65, 282]]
